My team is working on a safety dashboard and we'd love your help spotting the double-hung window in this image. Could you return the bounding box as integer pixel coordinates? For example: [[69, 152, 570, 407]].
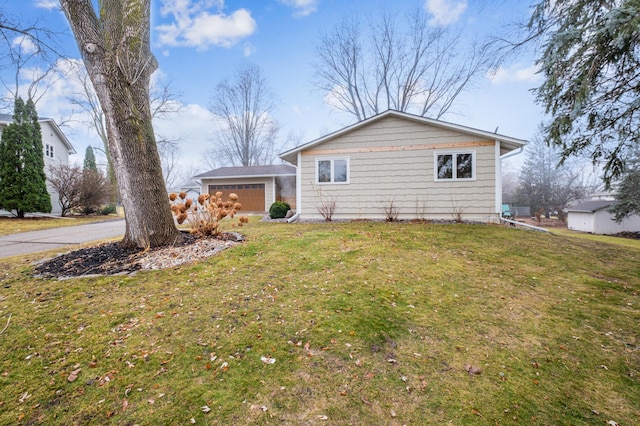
[[45, 144, 54, 159], [316, 157, 349, 184], [435, 151, 475, 181]]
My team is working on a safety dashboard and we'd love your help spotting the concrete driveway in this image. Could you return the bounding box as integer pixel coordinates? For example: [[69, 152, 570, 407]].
[[0, 219, 125, 258]]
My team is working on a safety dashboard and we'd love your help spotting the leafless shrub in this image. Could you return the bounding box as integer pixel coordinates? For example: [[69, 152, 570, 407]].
[[381, 197, 400, 222], [78, 169, 112, 215], [451, 205, 465, 223], [313, 183, 337, 221], [48, 165, 112, 216], [534, 207, 544, 224], [415, 197, 429, 221], [48, 164, 83, 216]]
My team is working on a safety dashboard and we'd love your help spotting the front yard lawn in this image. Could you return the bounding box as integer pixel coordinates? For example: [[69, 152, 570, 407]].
[[0, 221, 638, 425]]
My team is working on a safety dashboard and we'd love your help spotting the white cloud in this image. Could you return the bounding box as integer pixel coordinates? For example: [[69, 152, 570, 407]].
[[34, 0, 58, 10], [279, 0, 319, 17], [12, 36, 39, 55], [153, 103, 218, 169], [487, 64, 541, 84], [156, 1, 256, 50], [243, 42, 256, 57], [425, 0, 468, 26]]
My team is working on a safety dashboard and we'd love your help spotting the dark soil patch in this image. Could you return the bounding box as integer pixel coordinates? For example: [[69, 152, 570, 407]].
[[35, 242, 145, 277], [34, 232, 242, 278]]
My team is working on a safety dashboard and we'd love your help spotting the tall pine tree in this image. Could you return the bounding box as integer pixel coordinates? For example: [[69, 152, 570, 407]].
[[83, 146, 97, 171], [0, 97, 51, 217]]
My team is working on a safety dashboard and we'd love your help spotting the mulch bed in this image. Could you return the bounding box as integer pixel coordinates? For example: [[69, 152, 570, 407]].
[[34, 232, 244, 279]]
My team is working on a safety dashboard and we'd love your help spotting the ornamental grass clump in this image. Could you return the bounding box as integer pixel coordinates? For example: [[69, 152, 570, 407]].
[[168, 191, 248, 237]]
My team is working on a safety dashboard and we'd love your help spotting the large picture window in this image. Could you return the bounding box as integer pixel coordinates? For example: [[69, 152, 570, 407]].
[[435, 151, 475, 181], [316, 157, 349, 184]]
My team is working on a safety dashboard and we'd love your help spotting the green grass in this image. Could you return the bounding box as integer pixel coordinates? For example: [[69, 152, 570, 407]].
[[0, 216, 116, 236], [551, 227, 640, 250], [0, 221, 638, 425]]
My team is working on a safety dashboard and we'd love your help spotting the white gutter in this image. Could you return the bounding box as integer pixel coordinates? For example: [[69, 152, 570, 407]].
[[287, 212, 300, 223], [500, 217, 550, 233], [500, 146, 524, 160]]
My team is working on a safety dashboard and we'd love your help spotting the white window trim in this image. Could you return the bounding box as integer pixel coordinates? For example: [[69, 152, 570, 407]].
[[315, 157, 350, 184], [434, 150, 476, 182], [45, 143, 54, 159]]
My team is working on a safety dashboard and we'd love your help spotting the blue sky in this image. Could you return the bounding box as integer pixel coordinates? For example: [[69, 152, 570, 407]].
[[1, 0, 542, 179]]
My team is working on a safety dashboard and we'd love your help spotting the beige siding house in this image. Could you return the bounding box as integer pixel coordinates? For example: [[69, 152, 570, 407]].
[[194, 165, 296, 212], [280, 110, 526, 222]]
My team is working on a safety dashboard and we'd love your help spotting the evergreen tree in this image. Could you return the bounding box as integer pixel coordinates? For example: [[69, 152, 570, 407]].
[[530, 0, 640, 188], [83, 145, 97, 171], [610, 152, 640, 222], [513, 128, 590, 220], [0, 97, 52, 217]]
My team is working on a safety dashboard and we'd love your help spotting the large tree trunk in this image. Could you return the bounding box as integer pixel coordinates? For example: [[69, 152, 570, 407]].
[[60, 0, 179, 248]]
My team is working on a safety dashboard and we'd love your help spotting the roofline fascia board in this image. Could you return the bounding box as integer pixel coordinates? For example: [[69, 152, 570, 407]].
[[196, 173, 296, 180], [279, 110, 527, 162]]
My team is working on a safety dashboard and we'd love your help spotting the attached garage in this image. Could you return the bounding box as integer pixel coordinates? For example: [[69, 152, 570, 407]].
[[195, 165, 296, 213], [208, 183, 265, 212]]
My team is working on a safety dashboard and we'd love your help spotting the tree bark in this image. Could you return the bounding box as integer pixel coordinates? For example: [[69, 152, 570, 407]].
[[60, 0, 179, 248]]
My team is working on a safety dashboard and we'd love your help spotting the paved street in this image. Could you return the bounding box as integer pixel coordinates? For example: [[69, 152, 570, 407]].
[[0, 219, 125, 258]]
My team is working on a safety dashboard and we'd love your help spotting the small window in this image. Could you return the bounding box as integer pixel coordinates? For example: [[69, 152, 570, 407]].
[[316, 157, 349, 184], [45, 143, 54, 159], [435, 151, 475, 181]]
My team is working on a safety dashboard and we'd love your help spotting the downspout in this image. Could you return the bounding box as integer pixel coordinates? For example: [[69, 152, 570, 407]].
[[494, 141, 502, 219], [295, 151, 302, 217], [500, 216, 550, 233], [498, 144, 525, 221], [287, 212, 300, 223]]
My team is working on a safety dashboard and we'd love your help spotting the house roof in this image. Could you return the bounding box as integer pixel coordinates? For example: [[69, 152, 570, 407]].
[[279, 109, 528, 165], [0, 113, 76, 155], [567, 200, 615, 213], [194, 164, 296, 179]]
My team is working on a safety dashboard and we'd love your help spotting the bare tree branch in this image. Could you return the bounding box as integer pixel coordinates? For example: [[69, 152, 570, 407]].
[[208, 62, 280, 167], [313, 6, 495, 121]]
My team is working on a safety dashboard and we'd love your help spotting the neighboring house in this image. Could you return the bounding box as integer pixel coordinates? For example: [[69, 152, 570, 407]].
[[168, 181, 201, 200], [279, 110, 526, 222], [0, 113, 76, 215], [194, 165, 296, 212], [567, 200, 640, 234]]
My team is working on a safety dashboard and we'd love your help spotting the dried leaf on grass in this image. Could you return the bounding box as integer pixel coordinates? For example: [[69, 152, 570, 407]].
[[260, 356, 276, 364], [463, 364, 482, 375], [68, 368, 82, 382]]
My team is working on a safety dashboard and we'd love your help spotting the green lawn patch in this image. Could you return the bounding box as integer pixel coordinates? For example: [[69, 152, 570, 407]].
[[0, 221, 638, 425], [0, 216, 115, 236]]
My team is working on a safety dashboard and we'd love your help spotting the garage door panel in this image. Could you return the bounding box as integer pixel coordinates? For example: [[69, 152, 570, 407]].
[[209, 183, 265, 212]]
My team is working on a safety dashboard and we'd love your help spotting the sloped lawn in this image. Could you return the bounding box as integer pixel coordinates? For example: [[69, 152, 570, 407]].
[[0, 221, 638, 425]]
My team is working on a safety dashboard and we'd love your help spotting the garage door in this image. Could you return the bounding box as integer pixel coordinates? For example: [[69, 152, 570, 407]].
[[209, 183, 265, 212]]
